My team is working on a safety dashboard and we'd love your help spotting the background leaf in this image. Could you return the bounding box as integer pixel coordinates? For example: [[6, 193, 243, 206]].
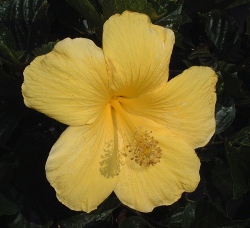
[[119, 216, 153, 228], [102, 0, 161, 21], [9, 0, 50, 51], [215, 97, 236, 134], [60, 196, 120, 227], [226, 126, 250, 199], [0, 193, 18, 216], [32, 41, 57, 57], [66, 0, 103, 27], [201, 11, 241, 61], [154, 2, 183, 30]]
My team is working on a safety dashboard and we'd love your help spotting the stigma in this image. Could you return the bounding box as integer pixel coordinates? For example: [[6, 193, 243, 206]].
[[127, 127, 162, 166]]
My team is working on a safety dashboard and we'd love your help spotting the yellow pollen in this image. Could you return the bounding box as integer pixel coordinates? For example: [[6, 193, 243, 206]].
[[127, 128, 162, 167]]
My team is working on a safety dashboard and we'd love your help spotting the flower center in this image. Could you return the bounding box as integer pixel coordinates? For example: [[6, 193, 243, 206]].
[[127, 127, 162, 166]]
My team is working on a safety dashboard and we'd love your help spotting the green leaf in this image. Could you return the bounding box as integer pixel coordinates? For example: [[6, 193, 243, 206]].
[[169, 207, 184, 228], [32, 41, 58, 57], [102, 0, 162, 21], [0, 76, 27, 145], [204, 158, 233, 214], [66, 0, 103, 26], [188, 48, 212, 60], [181, 201, 250, 228], [0, 25, 20, 65], [200, 11, 241, 60], [119, 216, 153, 228], [0, 147, 18, 217], [0, 25, 16, 50], [0, 193, 18, 216], [222, 71, 243, 97], [227, 0, 250, 9], [10, 0, 49, 51], [0, 147, 16, 188], [0, 42, 20, 64], [215, 71, 224, 95], [147, 0, 173, 15], [7, 212, 52, 228], [218, 61, 244, 97], [246, 8, 250, 35], [215, 97, 235, 134], [60, 196, 120, 227], [182, 201, 220, 228], [226, 126, 250, 199], [0, 0, 11, 24], [184, 45, 219, 67], [8, 130, 61, 226], [154, 3, 183, 30]]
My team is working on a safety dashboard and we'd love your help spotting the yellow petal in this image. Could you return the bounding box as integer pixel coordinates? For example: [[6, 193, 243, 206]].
[[103, 11, 175, 97], [45, 105, 121, 212], [109, 103, 200, 212], [119, 66, 217, 148], [22, 38, 110, 126], [114, 116, 200, 212], [107, 110, 200, 212]]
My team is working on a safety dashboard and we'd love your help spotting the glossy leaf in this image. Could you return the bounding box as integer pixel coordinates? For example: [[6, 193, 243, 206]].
[[66, 0, 103, 26], [201, 11, 241, 60], [60, 196, 120, 227], [0, 147, 18, 217], [0, 193, 18, 216], [0, 147, 16, 188], [119, 216, 153, 228], [147, 0, 171, 15], [226, 127, 250, 199], [9, 130, 60, 227], [218, 61, 244, 97], [228, 0, 250, 9], [169, 207, 185, 228], [0, 0, 11, 24], [10, 0, 49, 50], [7, 212, 52, 228], [32, 41, 58, 57], [222, 71, 244, 97], [204, 158, 233, 214], [0, 25, 16, 50], [215, 97, 235, 134], [0, 43, 19, 64], [247, 9, 250, 35], [154, 3, 183, 30], [188, 48, 212, 60], [0, 75, 27, 145], [0, 25, 20, 65], [182, 201, 250, 228], [102, 0, 162, 21]]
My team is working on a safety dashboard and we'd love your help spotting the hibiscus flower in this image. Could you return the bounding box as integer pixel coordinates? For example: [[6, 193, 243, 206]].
[[22, 11, 217, 213]]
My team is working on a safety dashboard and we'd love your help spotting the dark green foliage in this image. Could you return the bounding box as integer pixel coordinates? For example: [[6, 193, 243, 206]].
[[119, 216, 153, 228], [102, 0, 161, 21], [215, 97, 235, 134], [226, 127, 250, 199], [0, 0, 250, 227]]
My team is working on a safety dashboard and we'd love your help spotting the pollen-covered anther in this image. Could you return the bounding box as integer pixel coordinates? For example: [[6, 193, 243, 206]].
[[127, 128, 162, 167]]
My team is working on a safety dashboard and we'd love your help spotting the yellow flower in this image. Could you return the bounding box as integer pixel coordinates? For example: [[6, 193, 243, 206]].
[[22, 11, 217, 213]]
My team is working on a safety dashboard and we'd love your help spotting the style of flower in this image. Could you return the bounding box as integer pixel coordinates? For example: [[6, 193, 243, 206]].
[[22, 11, 217, 213]]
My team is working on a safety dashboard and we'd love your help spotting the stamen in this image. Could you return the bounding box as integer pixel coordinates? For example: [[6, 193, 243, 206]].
[[99, 140, 123, 178], [127, 127, 162, 167], [99, 104, 123, 178]]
